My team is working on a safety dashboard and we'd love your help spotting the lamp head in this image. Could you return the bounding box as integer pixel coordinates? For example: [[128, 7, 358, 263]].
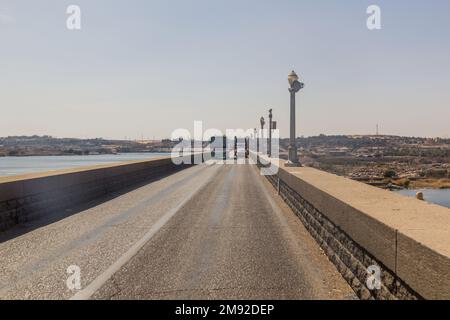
[[288, 70, 299, 87], [289, 71, 304, 93], [292, 80, 304, 92]]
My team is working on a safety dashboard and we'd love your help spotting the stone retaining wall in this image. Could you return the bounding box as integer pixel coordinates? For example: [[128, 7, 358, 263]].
[[261, 158, 450, 300], [266, 174, 418, 300]]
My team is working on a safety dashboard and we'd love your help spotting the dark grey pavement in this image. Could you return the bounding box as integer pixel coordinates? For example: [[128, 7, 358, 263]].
[[0, 163, 354, 299], [0, 163, 220, 299], [93, 164, 354, 300]]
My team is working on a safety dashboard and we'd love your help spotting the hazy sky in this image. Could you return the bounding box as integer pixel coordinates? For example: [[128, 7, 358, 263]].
[[1, 0, 449, 139]]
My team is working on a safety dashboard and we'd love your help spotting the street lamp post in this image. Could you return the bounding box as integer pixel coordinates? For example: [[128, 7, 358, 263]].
[[268, 109, 273, 157], [223, 135, 227, 161], [260, 116, 265, 156], [234, 136, 237, 160], [254, 127, 258, 157], [286, 70, 304, 167], [245, 137, 249, 159]]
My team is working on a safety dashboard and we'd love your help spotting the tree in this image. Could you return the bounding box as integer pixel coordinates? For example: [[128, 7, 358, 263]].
[[383, 169, 397, 178]]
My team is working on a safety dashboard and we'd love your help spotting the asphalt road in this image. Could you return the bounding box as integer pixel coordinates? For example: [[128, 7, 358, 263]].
[[0, 163, 220, 299], [94, 164, 354, 300], [0, 163, 354, 300]]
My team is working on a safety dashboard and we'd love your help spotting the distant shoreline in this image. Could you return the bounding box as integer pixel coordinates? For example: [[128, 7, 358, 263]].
[[0, 152, 173, 178], [358, 177, 450, 190]]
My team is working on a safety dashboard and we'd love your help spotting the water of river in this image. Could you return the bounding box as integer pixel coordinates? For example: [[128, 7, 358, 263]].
[[0, 153, 169, 177], [2, 155, 449, 209], [395, 189, 450, 208]]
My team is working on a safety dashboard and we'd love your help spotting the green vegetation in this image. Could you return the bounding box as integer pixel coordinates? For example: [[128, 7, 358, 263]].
[[383, 169, 397, 178]]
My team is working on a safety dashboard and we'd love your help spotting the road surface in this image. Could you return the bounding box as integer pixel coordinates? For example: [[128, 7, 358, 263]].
[[0, 163, 354, 299]]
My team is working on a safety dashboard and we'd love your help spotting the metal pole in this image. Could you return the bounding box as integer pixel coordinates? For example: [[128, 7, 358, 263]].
[[260, 117, 265, 157], [245, 137, 249, 159], [254, 128, 258, 164], [268, 109, 273, 157], [223, 135, 227, 161], [286, 71, 303, 166], [191, 139, 195, 165], [289, 90, 298, 163], [256, 128, 259, 154], [234, 136, 237, 160]]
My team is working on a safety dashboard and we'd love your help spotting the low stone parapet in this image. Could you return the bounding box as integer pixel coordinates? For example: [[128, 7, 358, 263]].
[[261, 156, 450, 300], [0, 155, 199, 232]]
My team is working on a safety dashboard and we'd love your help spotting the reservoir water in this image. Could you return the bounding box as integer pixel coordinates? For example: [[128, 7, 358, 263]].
[[0, 153, 169, 177], [1, 155, 449, 209], [395, 189, 450, 208]]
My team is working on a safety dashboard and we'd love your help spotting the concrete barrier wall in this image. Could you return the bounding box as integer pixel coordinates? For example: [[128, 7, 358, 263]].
[[263, 158, 450, 300], [0, 155, 200, 232]]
